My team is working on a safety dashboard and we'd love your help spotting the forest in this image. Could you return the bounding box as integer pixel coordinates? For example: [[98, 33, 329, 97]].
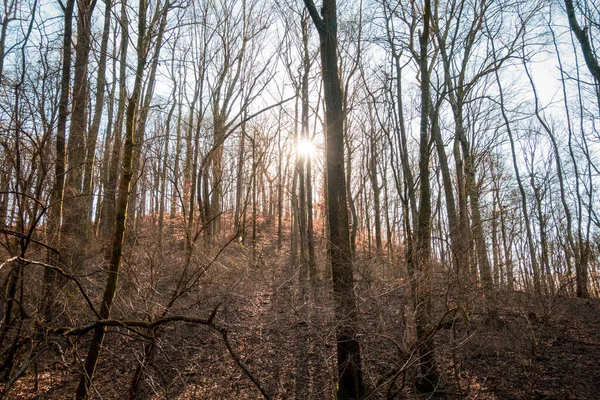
[[0, 0, 599, 398]]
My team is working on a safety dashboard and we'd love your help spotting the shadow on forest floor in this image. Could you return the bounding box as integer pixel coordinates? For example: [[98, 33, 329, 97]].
[[440, 292, 600, 399], [3, 237, 600, 400]]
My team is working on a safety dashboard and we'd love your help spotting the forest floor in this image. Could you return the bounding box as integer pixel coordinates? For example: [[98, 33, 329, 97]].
[[447, 292, 600, 399], [3, 226, 600, 399]]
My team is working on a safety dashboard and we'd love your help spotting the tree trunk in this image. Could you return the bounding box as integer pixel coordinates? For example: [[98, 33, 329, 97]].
[[491, 187, 501, 288], [499, 201, 514, 291], [158, 97, 176, 248], [430, 100, 469, 296], [83, 0, 111, 230], [303, 0, 364, 397], [252, 129, 258, 263], [101, 0, 128, 241], [234, 120, 246, 236], [345, 135, 358, 256], [298, 141, 309, 277], [210, 115, 225, 237], [277, 112, 283, 250], [413, 0, 442, 392], [43, 0, 74, 321], [306, 155, 316, 278], [61, 0, 97, 270], [367, 109, 382, 255], [128, 1, 169, 231], [465, 158, 498, 319], [299, 18, 311, 275], [96, 69, 115, 237], [291, 165, 299, 267], [75, 1, 148, 398]]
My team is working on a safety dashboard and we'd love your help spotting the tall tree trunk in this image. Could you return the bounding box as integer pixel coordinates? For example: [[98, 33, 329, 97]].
[[434, 1, 499, 314], [182, 97, 196, 239], [210, 115, 225, 237], [171, 84, 184, 220], [454, 113, 498, 316], [251, 129, 258, 263], [83, 0, 111, 230], [454, 138, 473, 279], [0, 10, 38, 349], [306, 155, 316, 278], [43, 0, 74, 321], [291, 93, 301, 266], [298, 15, 311, 275], [391, 52, 417, 230], [382, 163, 393, 260], [413, 0, 442, 392], [0, 169, 9, 227], [158, 96, 176, 248], [234, 120, 246, 236], [61, 0, 97, 270], [499, 201, 514, 291], [465, 156, 498, 318], [187, 101, 203, 248], [430, 100, 469, 296], [291, 162, 299, 267], [76, 1, 148, 397], [298, 143, 308, 277], [368, 115, 382, 255], [533, 184, 553, 295], [101, 0, 128, 241], [97, 66, 116, 237], [303, 1, 364, 397], [491, 189, 500, 287], [345, 135, 358, 255], [128, 2, 169, 231], [276, 111, 283, 250]]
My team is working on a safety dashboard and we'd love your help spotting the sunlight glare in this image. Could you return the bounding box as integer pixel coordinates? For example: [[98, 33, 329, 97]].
[[297, 139, 315, 157]]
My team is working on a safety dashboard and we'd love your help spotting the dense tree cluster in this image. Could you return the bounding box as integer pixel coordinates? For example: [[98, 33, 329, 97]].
[[0, 0, 598, 398]]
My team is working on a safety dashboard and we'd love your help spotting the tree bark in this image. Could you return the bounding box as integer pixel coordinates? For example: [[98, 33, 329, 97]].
[[413, 0, 442, 392], [303, 0, 364, 397], [101, 0, 128, 241], [61, 0, 97, 270], [306, 154, 316, 277], [234, 119, 247, 236], [128, 1, 170, 231], [76, 0, 148, 397], [367, 113, 382, 255], [83, 0, 111, 230], [43, 0, 74, 321], [158, 94, 176, 248]]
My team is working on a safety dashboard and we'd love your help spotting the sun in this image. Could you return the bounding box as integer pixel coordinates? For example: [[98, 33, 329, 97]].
[[297, 138, 315, 157]]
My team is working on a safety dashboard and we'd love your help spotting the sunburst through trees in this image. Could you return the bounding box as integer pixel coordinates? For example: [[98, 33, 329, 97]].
[[0, 0, 599, 398]]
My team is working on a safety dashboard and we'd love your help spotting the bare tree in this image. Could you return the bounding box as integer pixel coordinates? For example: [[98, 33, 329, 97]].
[[412, 0, 442, 393], [43, 0, 74, 321], [76, 0, 159, 397], [303, 0, 364, 397], [82, 0, 111, 230], [60, 0, 97, 270]]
